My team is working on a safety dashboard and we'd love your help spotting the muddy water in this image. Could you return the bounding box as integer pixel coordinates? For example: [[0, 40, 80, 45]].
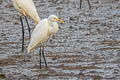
[[0, 0, 120, 79]]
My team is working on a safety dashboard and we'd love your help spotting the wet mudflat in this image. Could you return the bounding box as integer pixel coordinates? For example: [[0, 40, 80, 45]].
[[0, 0, 120, 79]]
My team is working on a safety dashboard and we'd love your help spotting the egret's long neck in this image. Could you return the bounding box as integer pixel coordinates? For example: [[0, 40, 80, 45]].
[[48, 20, 59, 36], [48, 18, 53, 25]]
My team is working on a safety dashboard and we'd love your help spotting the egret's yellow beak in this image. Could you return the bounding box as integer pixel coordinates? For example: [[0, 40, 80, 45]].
[[56, 18, 64, 23]]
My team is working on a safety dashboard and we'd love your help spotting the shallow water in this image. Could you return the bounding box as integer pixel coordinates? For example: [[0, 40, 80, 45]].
[[0, 0, 120, 79]]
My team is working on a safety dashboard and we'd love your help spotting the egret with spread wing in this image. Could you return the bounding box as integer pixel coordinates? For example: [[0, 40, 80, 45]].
[[27, 15, 64, 68], [12, 0, 40, 52]]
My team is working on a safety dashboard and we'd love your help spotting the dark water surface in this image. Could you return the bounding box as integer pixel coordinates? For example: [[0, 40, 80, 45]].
[[0, 0, 120, 79]]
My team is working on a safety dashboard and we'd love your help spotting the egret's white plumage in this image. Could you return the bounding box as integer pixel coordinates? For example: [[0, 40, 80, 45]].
[[12, 0, 40, 52], [12, 0, 40, 24], [27, 15, 64, 53]]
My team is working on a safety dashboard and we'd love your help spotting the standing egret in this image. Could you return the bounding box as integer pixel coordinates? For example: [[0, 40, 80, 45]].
[[12, 0, 40, 52], [27, 15, 64, 68]]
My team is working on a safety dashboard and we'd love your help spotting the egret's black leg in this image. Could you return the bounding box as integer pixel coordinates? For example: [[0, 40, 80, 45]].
[[42, 44, 47, 68], [20, 16, 24, 52], [87, 0, 91, 9], [80, 0, 83, 9], [24, 16, 31, 40], [39, 46, 42, 69]]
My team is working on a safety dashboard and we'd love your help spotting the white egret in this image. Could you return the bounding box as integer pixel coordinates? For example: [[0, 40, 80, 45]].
[[27, 15, 64, 68], [12, 0, 40, 52]]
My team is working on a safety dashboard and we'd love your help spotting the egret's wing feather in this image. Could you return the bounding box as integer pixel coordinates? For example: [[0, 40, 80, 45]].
[[12, 0, 19, 11], [15, 0, 40, 23], [28, 19, 49, 53]]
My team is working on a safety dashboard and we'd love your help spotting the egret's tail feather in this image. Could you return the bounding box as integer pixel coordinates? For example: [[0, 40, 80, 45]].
[[27, 45, 34, 53], [27, 45, 31, 53]]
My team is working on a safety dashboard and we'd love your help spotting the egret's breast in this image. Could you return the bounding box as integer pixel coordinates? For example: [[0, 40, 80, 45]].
[[49, 22, 59, 36]]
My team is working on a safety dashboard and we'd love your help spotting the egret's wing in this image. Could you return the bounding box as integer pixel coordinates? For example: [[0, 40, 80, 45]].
[[14, 0, 40, 24], [28, 19, 49, 53], [12, 0, 19, 11]]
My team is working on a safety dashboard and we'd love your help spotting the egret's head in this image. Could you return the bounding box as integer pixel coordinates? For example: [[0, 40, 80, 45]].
[[48, 15, 64, 23]]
